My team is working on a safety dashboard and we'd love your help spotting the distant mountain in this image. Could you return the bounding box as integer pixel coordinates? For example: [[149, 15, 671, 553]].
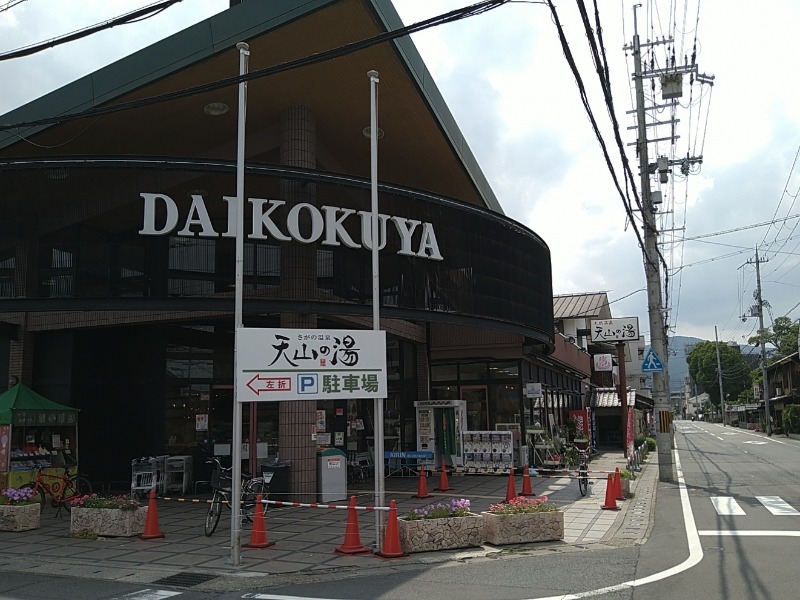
[[644, 335, 706, 392]]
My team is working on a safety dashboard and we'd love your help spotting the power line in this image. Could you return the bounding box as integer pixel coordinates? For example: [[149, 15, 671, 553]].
[[0, 0, 184, 61], [0, 0, 511, 133]]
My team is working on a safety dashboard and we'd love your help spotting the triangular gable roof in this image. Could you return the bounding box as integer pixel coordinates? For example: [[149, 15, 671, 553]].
[[0, 383, 78, 424], [0, 0, 503, 214]]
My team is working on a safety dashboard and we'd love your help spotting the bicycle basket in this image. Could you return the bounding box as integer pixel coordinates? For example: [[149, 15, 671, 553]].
[[210, 469, 232, 491]]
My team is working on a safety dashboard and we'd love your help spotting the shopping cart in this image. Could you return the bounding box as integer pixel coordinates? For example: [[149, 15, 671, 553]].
[[131, 455, 168, 499]]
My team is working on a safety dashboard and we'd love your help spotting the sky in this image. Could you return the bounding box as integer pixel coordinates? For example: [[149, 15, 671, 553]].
[[1, 0, 799, 353]]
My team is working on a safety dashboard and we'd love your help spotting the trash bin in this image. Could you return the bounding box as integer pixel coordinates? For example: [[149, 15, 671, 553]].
[[261, 459, 291, 502], [317, 448, 347, 503]]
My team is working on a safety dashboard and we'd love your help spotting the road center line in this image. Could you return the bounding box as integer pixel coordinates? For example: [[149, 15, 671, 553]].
[[698, 530, 800, 537]]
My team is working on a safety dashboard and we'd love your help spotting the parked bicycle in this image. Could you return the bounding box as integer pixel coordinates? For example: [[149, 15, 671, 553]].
[[577, 447, 591, 497], [21, 465, 93, 514], [204, 457, 270, 536]]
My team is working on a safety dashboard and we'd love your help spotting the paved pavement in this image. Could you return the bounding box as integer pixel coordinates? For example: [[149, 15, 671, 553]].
[[0, 450, 657, 592]]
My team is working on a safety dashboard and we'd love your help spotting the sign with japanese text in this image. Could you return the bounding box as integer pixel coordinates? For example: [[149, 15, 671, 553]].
[[237, 328, 387, 401], [569, 409, 589, 438], [589, 317, 640, 342]]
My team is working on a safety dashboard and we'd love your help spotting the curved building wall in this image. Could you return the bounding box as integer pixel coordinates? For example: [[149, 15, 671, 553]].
[[0, 159, 553, 342]]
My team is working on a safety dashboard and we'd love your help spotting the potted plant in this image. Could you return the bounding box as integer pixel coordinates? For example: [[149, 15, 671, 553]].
[[482, 495, 563, 545], [398, 498, 482, 553], [69, 493, 147, 538], [0, 487, 40, 531], [618, 469, 633, 498]]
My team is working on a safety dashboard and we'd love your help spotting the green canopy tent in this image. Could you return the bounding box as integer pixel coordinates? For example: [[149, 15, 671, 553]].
[[0, 383, 79, 489]]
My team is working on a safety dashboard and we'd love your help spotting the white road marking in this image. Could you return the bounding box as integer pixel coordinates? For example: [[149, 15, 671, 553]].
[[699, 530, 800, 537], [116, 591, 182, 600], [711, 497, 746, 516], [742, 441, 768, 445], [707, 424, 787, 445], [715, 436, 724, 441], [756, 496, 800, 515]]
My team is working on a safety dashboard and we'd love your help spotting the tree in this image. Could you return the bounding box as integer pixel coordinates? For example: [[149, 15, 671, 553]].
[[748, 316, 799, 359], [686, 342, 752, 407]]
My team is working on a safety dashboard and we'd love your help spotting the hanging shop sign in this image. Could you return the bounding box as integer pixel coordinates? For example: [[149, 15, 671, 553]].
[[589, 317, 640, 342], [139, 193, 443, 260], [237, 328, 387, 402]]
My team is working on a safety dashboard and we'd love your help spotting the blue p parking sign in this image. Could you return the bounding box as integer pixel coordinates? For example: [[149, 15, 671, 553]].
[[298, 373, 319, 394]]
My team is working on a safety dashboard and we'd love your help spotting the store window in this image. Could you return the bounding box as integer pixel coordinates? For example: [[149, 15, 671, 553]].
[[459, 362, 487, 381], [0, 250, 14, 298], [490, 384, 521, 426], [431, 364, 457, 382]]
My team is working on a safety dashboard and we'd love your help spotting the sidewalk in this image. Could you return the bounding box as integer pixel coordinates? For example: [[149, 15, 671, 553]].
[[0, 450, 657, 592]]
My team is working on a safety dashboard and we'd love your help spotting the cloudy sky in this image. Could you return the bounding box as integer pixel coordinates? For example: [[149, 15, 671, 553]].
[[1, 0, 798, 352]]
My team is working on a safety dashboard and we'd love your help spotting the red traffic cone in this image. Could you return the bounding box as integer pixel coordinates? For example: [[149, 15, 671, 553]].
[[505, 469, 517, 502], [243, 494, 275, 549], [601, 473, 620, 511], [520, 465, 535, 496], [614, 468, 625, 501], [434, 459, 452, 492], [138, 489, 165, 540], [375, 499, 407, 559], [413, 464, 433, 499], [335, 496, 370, 555]]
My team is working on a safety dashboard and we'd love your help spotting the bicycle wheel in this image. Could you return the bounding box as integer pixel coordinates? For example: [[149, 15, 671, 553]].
[[60, 475, 93, 512], [20, 483, 46, 514], [242, 478, 268, 522], [578, 467, 588, 497], [205, 490, 223, 536]]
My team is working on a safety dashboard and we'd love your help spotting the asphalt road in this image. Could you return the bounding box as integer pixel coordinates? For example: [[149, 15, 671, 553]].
[[2, 422, 797, 600]]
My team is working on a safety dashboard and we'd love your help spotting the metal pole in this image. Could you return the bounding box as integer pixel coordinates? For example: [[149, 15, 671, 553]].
[[367, 69, 385, 549], [229, 41, 249, 566], [754, 248, 771, 436], [632, 5, 673, 481], [715, 326, 725, 426]]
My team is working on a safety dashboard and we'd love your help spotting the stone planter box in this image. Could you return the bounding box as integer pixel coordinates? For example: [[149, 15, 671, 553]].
[[398, 513, 482, 553], [481, 510, 564, 545], [0, 503, 41, 532], [70, 507, 147, 537], [620, 478, 630, 498]]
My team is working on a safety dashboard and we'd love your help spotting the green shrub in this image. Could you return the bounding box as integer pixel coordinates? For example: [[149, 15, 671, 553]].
[[784, 405, 800, 434], [645, 436, 656, 451]]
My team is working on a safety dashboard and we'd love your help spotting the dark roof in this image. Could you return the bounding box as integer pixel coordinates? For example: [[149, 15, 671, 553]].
[[0, 0, 502, 214]]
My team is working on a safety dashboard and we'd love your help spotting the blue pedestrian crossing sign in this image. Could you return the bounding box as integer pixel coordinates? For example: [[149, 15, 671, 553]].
[[642, 348, 664, 372]]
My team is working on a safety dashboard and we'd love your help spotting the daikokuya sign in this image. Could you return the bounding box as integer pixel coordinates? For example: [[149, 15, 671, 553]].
[[237, 328, 387, 402], [139, 193, 443, 261]]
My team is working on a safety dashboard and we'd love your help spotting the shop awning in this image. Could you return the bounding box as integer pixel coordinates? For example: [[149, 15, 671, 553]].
[[0, 383, 79, 426]]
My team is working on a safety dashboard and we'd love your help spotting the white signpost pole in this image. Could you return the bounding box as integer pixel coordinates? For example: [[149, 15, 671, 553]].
[[229, 41, 249, 566], [367, 69, 385, 549]]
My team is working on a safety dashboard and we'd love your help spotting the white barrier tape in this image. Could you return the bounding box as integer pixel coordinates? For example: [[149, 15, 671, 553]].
[[260, 498, 390, 511]]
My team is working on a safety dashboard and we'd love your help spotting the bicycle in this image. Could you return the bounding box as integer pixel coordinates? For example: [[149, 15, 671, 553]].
[[204, 457, 269, 536], [576, 448, 591, 497], [21, 465, 93, 514]]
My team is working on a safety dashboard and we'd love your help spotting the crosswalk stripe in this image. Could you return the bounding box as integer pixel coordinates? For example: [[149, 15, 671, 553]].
[[756, 496, 800, 515], [711, 496, 746, 515]]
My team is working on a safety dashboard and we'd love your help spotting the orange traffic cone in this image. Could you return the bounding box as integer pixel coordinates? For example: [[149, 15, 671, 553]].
[[413, 464, 433, 499], [434, 459, 452, 492], [614, 468, 625, 501], [243, 494, 275, 549], [601, 473, 620, 510], [505, 469, 517, 502], [335, 496, 370, 555], [520, 464, 535, 496], [138, 489, 165, 540], [375, 499, 407, 559]]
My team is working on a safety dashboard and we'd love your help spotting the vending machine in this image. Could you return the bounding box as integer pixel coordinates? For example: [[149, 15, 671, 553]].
[[414, 400, 466, 467]]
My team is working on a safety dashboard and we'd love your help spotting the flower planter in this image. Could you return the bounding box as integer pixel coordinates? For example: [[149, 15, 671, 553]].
[[620, 478, 630, 498], [70, 506, 147, 537], [0, 503, 41, 532], [398, 513, 483, 553], [481, 510, 564, 545]]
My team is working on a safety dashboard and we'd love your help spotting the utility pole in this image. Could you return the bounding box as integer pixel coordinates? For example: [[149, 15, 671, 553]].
[[753, 249, 771, 435], [626, 5, 712, 480], [630, 6, 673, 481], [714, 325, 725, 426]]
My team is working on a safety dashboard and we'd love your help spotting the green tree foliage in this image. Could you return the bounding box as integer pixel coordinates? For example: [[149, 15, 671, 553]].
[[686, 342, 752, 407], [783, 404, 800, 434], [748, 316, 799, 359]]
